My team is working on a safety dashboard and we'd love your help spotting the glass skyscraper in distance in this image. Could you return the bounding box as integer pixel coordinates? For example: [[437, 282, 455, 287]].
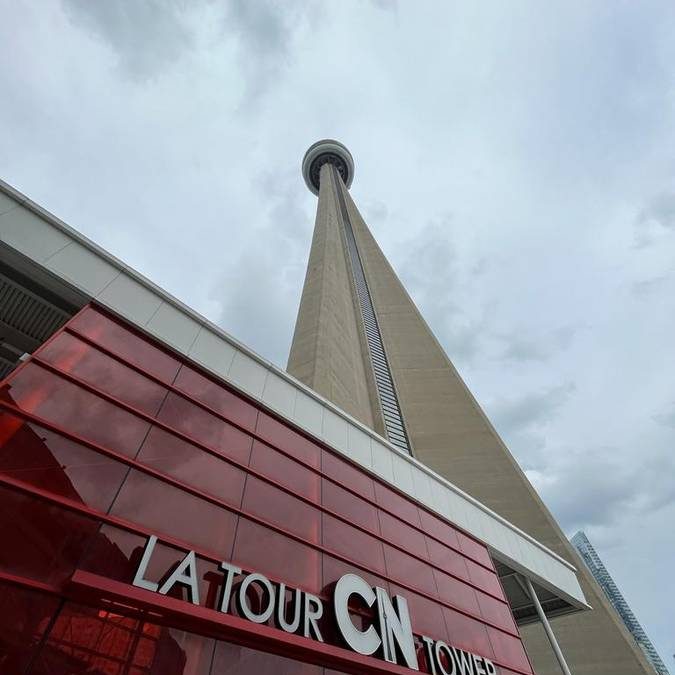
[[571, 531, 669, 675]]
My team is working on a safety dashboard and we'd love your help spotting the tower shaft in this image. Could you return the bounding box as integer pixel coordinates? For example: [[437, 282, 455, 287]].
[[288, 164, 379, 431], [289, 149, 655, 675]]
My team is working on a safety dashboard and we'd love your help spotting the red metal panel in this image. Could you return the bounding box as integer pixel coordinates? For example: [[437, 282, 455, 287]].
[[67, 570, 424, 675], [0, 304, 533, 675], [0, 580, 61, 673]]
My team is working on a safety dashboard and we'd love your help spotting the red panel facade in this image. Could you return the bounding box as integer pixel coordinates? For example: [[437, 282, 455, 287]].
[[0, 304, 533, 675]]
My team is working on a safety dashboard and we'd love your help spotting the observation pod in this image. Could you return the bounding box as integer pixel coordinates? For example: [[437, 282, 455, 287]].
[[302, 139, 354, 195]]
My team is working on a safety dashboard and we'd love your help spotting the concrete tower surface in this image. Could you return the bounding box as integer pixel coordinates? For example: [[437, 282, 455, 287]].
[[288, 140, 655, 675]]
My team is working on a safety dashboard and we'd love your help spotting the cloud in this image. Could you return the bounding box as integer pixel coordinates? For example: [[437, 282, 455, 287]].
[[369, 0, 398, 10], [62, 0, 198, 80], [498, 325, 576, 363], [396, 221, 489, 363], [527, 451, 635, 532], [491, 382, 575, 431], [633, 191, 675, 248], [487, 383, 575, 469], [210, 167, 311, 367], [638, 191, 675, 230], [223, 0, 320, 107], [362, 200, 389, 226], [61, 0, 318, 104], [653, 404, 675, 429], [631, 274, 670, 296], [529, 443, 675, 534], [225, 0, 309, 58]]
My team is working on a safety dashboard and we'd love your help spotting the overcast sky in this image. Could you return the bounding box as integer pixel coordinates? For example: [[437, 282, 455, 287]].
[[1, 0, 674, 666]]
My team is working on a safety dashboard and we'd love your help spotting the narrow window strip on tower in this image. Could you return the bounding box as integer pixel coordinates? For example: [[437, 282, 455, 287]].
[[329, 165, 413, 455]]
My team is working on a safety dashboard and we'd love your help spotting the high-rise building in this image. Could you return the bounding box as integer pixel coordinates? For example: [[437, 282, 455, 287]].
[[571, 531, 670, 675], [288, 140, 656, 675]]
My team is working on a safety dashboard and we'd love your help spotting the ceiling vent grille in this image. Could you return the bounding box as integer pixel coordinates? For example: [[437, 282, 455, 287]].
[[0, 272, 72, 380], [0, 273, 71, 343]]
